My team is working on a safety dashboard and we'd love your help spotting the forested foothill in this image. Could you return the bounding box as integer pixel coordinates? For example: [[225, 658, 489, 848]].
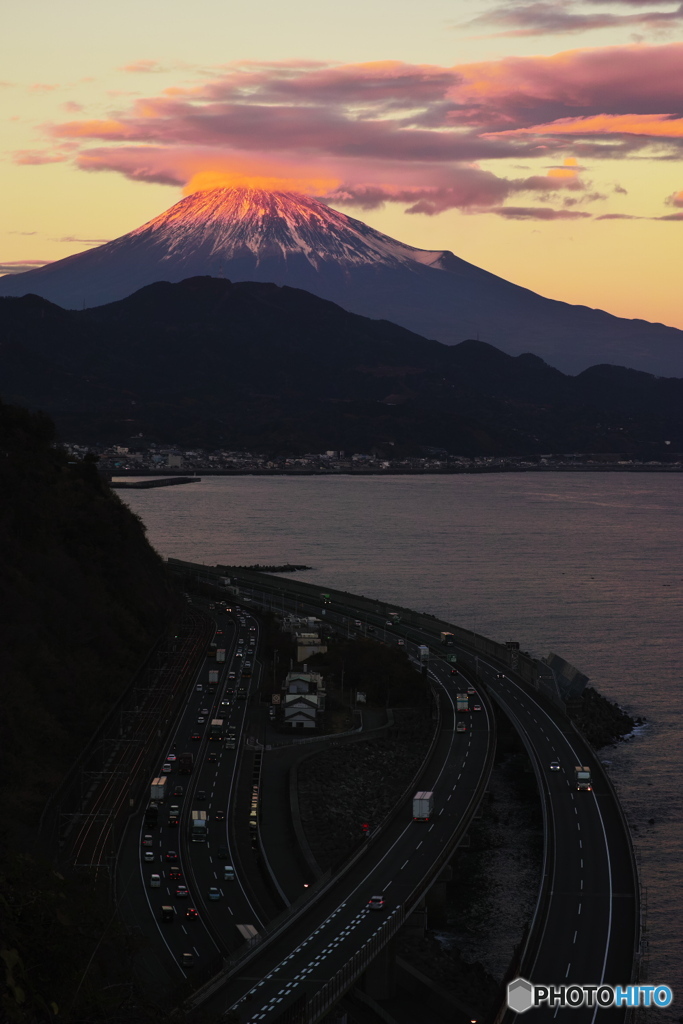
[[0, 399, 178, 1023]]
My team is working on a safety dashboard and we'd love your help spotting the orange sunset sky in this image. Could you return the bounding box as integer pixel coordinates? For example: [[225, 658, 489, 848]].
[[2, 0, 683, 328]]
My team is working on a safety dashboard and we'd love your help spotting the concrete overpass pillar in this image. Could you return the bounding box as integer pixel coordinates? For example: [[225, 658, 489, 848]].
[[362, 937, 397, 1000], [403, 896, 428, 938], [425, 865, 453, 927]]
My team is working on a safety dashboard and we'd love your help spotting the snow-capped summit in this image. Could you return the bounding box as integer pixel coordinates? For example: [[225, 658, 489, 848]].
[[2, 186, 683, 375], [126, 187, 449, 270]]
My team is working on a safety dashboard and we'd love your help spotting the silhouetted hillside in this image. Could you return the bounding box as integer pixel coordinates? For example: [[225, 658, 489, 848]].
[[0, 400, 177, 1022], [1, 276, 682, 455]]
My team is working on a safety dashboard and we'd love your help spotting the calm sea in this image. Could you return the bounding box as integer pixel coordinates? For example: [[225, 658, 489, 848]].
[[118, 473, 683, 1006]]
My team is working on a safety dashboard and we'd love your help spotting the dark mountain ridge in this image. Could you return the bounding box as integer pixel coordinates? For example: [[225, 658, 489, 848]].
[[1, 186, 682, 377], [1, 276, 681, 455]]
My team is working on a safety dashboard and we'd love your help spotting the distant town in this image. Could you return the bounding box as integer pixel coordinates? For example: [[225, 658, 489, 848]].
[[64, 441, 683, 474]]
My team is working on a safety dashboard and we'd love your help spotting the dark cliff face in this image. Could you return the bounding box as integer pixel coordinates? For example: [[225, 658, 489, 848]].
[[0, 400, 177, 823]]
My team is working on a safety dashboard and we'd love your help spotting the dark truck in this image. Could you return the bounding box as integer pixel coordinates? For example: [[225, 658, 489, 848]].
[[178, 752, 194, 774]]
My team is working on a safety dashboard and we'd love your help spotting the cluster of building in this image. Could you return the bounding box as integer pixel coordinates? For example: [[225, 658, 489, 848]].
[[63, 441, 683, 473], [276, 614, 329, 731]]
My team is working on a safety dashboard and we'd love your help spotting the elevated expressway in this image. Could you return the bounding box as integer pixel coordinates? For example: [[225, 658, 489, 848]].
[[169, 561, 640, 1024]]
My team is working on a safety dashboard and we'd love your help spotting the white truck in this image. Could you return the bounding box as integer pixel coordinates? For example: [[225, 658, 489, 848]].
[[150, 777, 167, 802], [190, 810, 208, 841], [413, 791, 434, 821], [208, 669, 219, 684], [418, 645, 430, 663], [216, 648, 226, 663], [456, 693, 469, 713], [574, 766, 593, 791]]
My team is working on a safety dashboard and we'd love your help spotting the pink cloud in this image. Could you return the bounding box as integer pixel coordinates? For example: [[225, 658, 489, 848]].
[[13, 150, 67, 165], [488, 113, 683, 138], [665, 190, 683, 206], [33, 45, 683, 219], [29, 83, 59, 93], [489, 206, 592, 219], [121, 60, 166, 74], [460, 0, 683, 38]]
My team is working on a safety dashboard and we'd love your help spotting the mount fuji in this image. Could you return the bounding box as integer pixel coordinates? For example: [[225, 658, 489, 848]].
[[2, 186, 682, 377]]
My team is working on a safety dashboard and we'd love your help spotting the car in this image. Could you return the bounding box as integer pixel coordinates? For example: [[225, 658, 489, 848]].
[[191, 732, 201, 741], [169, 804, 180, 816], [213, 810, 225, 821], [228, 672, 236, 680], [450, 668, 458, 675], [385, 620, 393, 627], [456, 722, 467, 733], [244, 660, 252, 668], [216, 845, 229, 859], [143, 851, 155, 862], [223, 865, 235, 881], [467, 687, 476, 694], [168, 815, 179, 827], [181, 952, 195, 968], [216, 630, 223, 636], [161, 763, 173, 774], [142, 834, 154, 847], [166, 753, 177, 762], [247, 648, 254, 655], [249, 626, 255, 631], [197, 716, 206, 724], [473, 704, 482, 712], [368, 895, 385, 911], [354, 620, 362, 627], [268, 707, 275, 719], [496, 672, 505, 680], [397, 639, 405, 646], [207, 752, 218, 763], [169, 866, 182, 880], [200, 708, 209, 715], [165, 850, 179, 861], [235, 651, 243, 658], [175, 885, 189, 898], [208, 887, 221, 901], [197, 790, 206, 801], [185, 907, 199, 919], [549, 760, 561, 771], [173, 785, 184, 797], [150, 874, 161, 888], [196, 684, 203, 691], [238, 639, 244, 646]]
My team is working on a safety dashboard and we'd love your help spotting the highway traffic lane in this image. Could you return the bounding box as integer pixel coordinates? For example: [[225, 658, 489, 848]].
[[179, 611, 269, 944], [130, 608, 248, 972], [187, 689, 492, 1017], [486, 676, 633, 1024]]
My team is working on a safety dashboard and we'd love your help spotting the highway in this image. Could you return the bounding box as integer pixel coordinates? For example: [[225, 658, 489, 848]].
[[118, 602, 279, 986], [121, 562, 638, 1023], [186, 645, 493, 1021], [222, 571, 639, 1024]]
